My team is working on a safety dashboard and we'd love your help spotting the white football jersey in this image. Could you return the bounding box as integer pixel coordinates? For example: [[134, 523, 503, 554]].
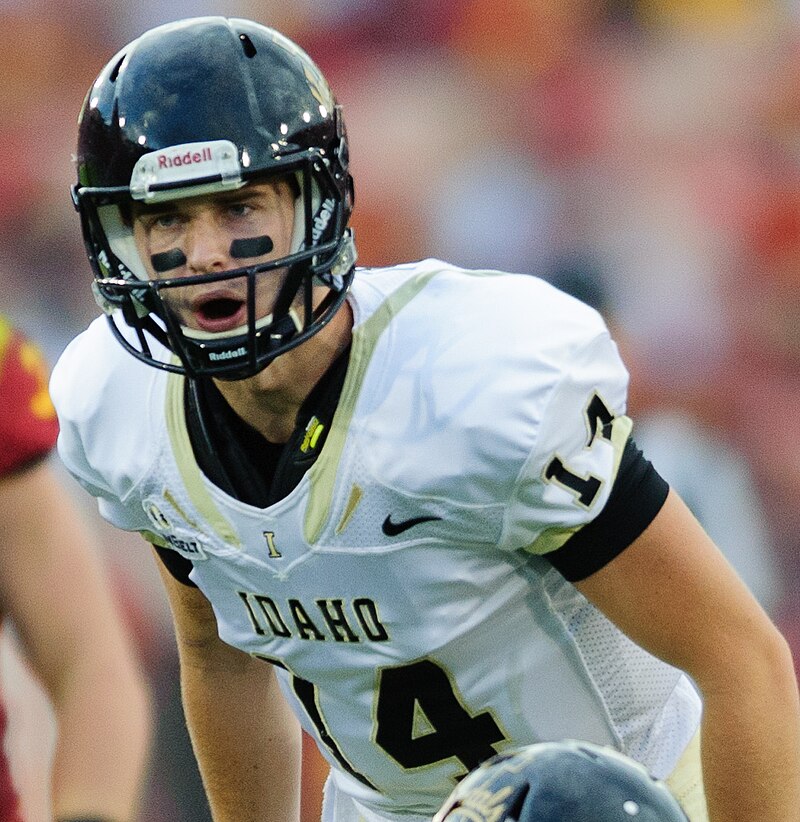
[[51, 259, 700, 820]]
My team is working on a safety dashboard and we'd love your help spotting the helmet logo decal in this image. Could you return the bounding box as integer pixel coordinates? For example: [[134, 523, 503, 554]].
[[312, 198, 336, 243], [450, 785, 514, 821], [130, 139, 243, 202], [303, 63, 334, 107]]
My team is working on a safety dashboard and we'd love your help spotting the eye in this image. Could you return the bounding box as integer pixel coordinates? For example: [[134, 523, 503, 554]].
[[136, 211, 180, 232], [154, 213, 180, 229], [227, 202, 253, 218]]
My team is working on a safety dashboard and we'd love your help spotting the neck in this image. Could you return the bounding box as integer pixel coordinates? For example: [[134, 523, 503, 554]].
[[213, 301, 353, 443]]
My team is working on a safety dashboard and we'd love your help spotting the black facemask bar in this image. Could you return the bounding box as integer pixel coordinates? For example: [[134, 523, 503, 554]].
[[73, 151, 356, 379]]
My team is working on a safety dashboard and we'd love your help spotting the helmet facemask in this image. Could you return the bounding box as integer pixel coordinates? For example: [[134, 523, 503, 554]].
[[75, 144, 355, 380]]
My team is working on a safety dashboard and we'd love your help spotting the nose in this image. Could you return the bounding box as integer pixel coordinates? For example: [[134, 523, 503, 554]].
[[183, 210, 232, 274]]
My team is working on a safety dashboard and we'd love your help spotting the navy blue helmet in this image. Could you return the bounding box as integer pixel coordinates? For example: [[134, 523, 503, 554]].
[[433, 741, 690, 821]]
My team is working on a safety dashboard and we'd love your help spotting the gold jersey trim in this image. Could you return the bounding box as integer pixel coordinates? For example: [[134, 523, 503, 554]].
[[164, 371, 242, 547], [303, 269, 441, 543]]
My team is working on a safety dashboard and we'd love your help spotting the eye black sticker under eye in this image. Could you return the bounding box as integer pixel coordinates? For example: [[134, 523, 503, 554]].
[[149, 235, 273, 272], [151, 248, 187, 272], [230, 235, 274, 258]]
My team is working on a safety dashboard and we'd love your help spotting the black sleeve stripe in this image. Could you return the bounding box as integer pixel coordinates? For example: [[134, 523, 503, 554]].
[[153, 544, 198, 587], [546, 438, 669, 582]]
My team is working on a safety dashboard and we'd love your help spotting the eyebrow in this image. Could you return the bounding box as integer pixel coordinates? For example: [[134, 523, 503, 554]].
[[132, 188, 267, 219]]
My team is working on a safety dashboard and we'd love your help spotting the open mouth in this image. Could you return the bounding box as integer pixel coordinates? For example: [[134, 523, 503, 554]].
[[202, 297, 243, 321], [192, 294, 247, 333]]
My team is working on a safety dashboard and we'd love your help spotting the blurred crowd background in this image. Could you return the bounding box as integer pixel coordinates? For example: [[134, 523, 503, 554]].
[[2, 0, 799, 820]]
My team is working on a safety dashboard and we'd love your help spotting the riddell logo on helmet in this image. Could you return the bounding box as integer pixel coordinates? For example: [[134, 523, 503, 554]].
[[209, 347, 247, 361], [158, 147, 214, 169], [312, 198, 336, 243]]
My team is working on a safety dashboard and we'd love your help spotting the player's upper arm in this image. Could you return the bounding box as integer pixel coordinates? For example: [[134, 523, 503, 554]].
[[0, 458, 135, 692], [504, 320, 674, 581], [545, 436, 668, 581], [573, 488, 786, 683], [150, 542, 252, 676], [152, 543, 216, 645]]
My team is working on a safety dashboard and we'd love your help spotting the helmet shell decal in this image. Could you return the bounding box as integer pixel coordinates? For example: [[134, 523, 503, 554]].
[[130, 140, 244, 202]]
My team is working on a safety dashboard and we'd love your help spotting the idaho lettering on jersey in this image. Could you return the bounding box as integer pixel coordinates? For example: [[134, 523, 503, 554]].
[[238, 592, 389, 643]]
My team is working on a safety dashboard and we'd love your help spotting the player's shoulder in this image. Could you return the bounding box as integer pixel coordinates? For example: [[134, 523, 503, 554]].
[[355, 257, 605, 322], [343, 261, 627, 513], [0, 315, 60, 475], [351, 258, 610, 367], [50, 316, 166, 487], [51, 315, 163, 423]]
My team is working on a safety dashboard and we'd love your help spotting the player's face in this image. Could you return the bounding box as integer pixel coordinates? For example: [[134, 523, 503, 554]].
[[131, 178, 296, 335]]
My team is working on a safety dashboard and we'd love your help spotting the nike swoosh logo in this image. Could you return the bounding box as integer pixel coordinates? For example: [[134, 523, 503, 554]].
[[382, 514, 442, 537]]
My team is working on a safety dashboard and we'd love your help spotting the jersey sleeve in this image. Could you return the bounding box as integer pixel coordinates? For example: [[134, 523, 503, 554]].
[[504, 328, 636, 556], [0, 318, 59, 476], [545, 436, 669, 580], [49, 327, 149, 533], [53, 415, 135, 531]]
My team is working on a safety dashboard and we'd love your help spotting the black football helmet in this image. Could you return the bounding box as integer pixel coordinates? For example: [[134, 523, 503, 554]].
[[73, 17, 356, 379], [433, 741, 690, 822]]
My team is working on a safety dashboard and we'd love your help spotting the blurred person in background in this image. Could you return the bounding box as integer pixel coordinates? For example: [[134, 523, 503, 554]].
[[51, 16, 799, 822], [0, 314, 151, 822]]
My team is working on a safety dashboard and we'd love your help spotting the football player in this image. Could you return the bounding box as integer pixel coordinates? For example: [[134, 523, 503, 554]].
[[0, 316, 151, 821], [433, 740, 689, 821], [52, 16, 799, 822]]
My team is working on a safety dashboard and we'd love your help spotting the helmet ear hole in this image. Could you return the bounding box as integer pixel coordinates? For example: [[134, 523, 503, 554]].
[[506, 784, 530, 821], [239, 33, 257, 58]]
